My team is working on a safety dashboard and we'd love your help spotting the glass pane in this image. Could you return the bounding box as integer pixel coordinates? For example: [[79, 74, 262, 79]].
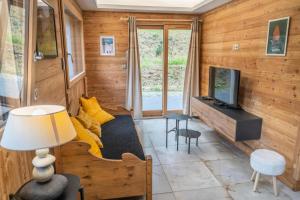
[[167, 29, 191, 110], [36, 0, 58, 58], [64, 8, 84, 81], [0, 0, 27, 126], [138, 29, 163, 111]]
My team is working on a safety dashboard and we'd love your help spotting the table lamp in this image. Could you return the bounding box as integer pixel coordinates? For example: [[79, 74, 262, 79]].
[[0, 105, 76, 183]]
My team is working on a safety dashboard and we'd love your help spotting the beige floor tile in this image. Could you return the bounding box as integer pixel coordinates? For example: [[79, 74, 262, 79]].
[[229, 182, 291, 200], [138, 133, 153, 148], [153, 165, 173, 194], [153, 193, 176, 200], [143, 147, 160, 165], [163, 161, 221, 191], [193, 143, 238, 161], [206, 159, 253, 185], [155, 146, 200, 164], [174, 187, 232, 200]]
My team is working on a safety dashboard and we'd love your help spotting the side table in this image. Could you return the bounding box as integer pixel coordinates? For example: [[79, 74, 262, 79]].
[[10, 174, 84, 200], [178, 129, 201, 154], [165, 113, 191, 150]]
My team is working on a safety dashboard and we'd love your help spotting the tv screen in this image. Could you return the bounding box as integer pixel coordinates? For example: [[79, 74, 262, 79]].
[[209, 67, 240, 107]]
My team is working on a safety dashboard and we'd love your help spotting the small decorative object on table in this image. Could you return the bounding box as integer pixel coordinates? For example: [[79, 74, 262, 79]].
[[250, 149, 286, 196], [1, 105, 77, 200]]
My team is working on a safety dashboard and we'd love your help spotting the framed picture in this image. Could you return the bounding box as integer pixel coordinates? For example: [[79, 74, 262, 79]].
[[100, 36, 115, 56], [266, 17, 290, 56], [36, 0, 58, 58]]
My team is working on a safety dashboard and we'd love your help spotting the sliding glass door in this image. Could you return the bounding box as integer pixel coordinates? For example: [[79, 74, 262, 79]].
[[138, 27, 164, 115], [167, 28, 191, 111], [138, 25, 191, 116]]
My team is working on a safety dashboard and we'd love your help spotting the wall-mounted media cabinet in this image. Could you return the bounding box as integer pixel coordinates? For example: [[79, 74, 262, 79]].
[[191, 97, 262, 142]]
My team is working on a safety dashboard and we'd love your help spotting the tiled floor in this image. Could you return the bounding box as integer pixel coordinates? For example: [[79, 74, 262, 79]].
[[134, 118, 300, 200]]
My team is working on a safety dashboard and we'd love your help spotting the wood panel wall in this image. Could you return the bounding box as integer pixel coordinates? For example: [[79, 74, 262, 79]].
[[200, 0, 300, 189], [0, 134, 33, 200], [0, 1, 84, 199], [83, 12, 196, 111]]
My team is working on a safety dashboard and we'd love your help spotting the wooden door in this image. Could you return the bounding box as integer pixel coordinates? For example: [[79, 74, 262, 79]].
[[28, 0, 66, 106]]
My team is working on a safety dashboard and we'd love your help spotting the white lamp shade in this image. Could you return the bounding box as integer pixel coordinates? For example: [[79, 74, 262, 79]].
[[1, 105, 76, 151]]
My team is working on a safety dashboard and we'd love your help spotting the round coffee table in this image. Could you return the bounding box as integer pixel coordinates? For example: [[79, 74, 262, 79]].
[[178, 129, 201, 154]]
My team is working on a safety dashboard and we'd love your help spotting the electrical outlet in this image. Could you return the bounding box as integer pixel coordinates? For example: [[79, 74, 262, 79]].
[[232, 43, 240, 51]]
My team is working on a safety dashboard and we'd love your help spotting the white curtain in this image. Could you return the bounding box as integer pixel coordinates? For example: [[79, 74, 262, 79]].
[[183, 18, 200, 115], [125, 16, 143, 119]]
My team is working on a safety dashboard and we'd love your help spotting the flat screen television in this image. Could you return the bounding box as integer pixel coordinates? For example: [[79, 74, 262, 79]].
[[209, 66, 240, 108]]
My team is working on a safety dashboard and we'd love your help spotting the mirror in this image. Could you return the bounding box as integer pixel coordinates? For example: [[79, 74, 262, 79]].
[[36, 0, 58, 59]]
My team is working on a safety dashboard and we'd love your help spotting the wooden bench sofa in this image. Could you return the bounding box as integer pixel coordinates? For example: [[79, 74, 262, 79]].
[[57, 115, 152, 200]]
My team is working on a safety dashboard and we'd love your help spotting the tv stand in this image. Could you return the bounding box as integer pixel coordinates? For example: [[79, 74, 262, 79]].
[[212, 100, 242, 110], [191, 96, 262, 142], [213, 100, 226, 107]]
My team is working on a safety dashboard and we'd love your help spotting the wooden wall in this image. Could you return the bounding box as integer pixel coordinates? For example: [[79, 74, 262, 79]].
[[0, 137, 33, 200], [0, 0, 85, 199], [83, 12, 196, 111], [200, 0, 300, 189]]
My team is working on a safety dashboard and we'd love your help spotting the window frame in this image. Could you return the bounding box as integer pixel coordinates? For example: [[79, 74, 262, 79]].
[[61, 0, 85, 89], [137, 24, 191, 117], [0, 0, 29, 128]]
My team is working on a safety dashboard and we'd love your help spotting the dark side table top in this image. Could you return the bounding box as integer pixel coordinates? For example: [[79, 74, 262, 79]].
[[57, 174, 81, 200], [178, 129, 201, 138], [11, 174, 81, 200], [165, 113, 191, 121]]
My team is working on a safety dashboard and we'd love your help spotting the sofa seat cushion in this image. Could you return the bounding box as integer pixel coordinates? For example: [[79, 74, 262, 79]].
[[101, 115, 145, 160]]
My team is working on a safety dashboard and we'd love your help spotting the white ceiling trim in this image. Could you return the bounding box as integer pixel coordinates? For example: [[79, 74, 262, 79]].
[[76, 0, 231, 13]]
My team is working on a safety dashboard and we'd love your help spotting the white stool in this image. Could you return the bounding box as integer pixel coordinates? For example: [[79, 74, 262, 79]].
[[250, 149, 286, 196]]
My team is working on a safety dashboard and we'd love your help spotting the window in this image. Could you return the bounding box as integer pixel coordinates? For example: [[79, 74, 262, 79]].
[[0, 0, 28, 126], [63, 7, 85, 85]]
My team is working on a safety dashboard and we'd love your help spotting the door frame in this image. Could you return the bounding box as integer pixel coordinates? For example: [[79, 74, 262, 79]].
[[27, 0, 67, 106], [138, 24, 191, 117]]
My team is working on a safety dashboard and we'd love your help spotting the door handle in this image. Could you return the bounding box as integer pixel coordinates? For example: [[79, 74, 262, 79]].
[[34, 51, 44, 61]]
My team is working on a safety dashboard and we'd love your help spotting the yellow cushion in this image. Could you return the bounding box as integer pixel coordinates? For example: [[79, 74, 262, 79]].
[[76, 107, 102, 137], [70, 117, 102, 158], [86, 129, 103, 148], [80, 97, 115, 125]]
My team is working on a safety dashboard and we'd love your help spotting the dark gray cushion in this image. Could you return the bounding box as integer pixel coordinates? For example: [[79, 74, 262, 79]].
[[18, 175, 68, 200], [101, 115, 145, 160]]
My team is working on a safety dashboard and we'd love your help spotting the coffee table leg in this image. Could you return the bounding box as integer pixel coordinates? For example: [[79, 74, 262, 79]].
[[176, 120, 179, 151], [79, 186, 84, 200], [188, 137, 191, 154], [175, 119, 177, 141], [185, 119, 188, 144], [196, 137, 199, 146], [186, 119, 188, 130], [166, 118, 168, 148]]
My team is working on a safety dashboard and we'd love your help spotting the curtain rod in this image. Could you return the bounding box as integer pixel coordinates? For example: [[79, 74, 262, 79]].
[[120, 17, 202, 22]]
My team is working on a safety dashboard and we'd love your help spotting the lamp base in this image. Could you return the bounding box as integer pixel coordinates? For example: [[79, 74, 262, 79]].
[[32, 148, 56, 182]]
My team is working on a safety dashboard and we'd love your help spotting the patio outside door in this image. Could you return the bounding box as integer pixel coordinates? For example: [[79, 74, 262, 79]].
[[138, 25, 191, 117]]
